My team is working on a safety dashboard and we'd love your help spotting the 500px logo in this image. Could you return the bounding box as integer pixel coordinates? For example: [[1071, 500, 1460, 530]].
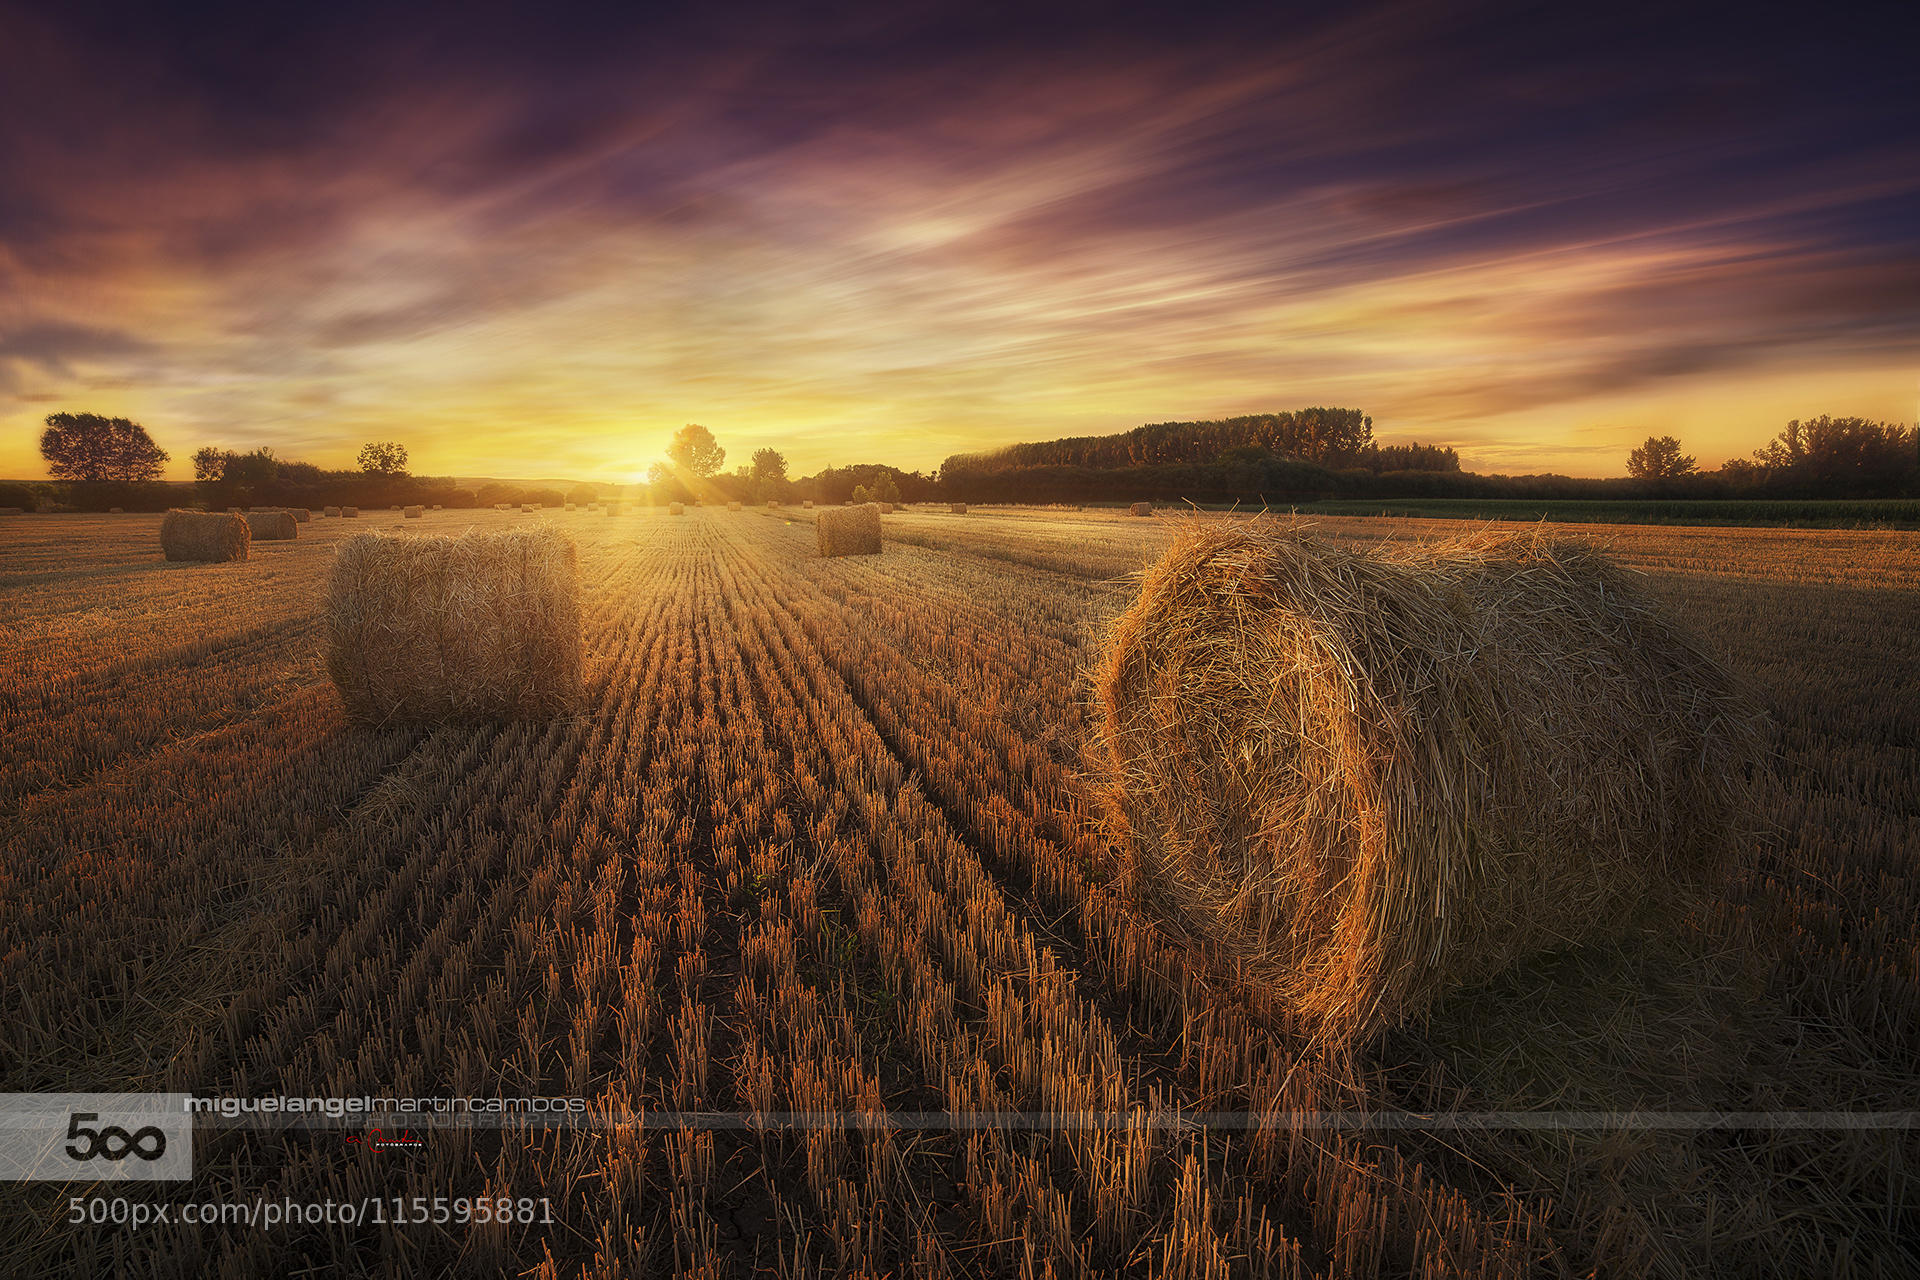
[[65, 1112, 168, 1162], [1, 1094, 192, 1181]]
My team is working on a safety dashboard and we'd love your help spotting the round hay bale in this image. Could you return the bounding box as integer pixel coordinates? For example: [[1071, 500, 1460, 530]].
[[565, 503, 576, 511], [816, 502, 882, 558], [727, 501, 742, 511], [606, 506, 618, 516], [403, 505, 425, 519], [669, 502, 685, 515], [390, 505, 402, 511], [287, 507, 311, 522], [325, 527, 582, 725], [878, 502, 894, 514], [342, 506, 360, 518], [432, 504, 442, 511], [948, 502, 968, 515], [244, 509, 298, 540], [1093, 518, 1764, 1041], [520, 503, 533, 513], [1130, 501, 1152, 517], [324, 506, 342, 517], [767, 500, 779, 509], [803, 499, 814, 509], [161, 509, 250, 562]]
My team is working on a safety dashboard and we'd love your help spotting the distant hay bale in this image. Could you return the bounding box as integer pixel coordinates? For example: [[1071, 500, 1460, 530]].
[[432, 504, 442, 511], [816, 502, 882, 558], [949, 502, 968, 515], [669, 502, 685, 515], [521, 504, 533, 513], [325, 528, 582, 726], [342, 506, 360, 518], [109, 506, 124, 513], [878, 502, 894, 514], [803, 500, 814, 508], [244, 509, 298, 540], [1130, 502, 1152, 516], [767, 500, 779, 510], [532, 503, 542, 510], [285, 508, 311, 522], [727, 501, 742, 511], [565, 503, 576, 510], [390, 505, 402, 511], [324, 506, 342, 517], [606, 506, 617, 517], [1094, 518, 1765, 1042], [161, 509, 250, 562], [403, 505, 424, 519]]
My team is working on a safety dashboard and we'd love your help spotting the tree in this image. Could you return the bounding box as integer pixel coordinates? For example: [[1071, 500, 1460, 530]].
[[668, 424, 725, 478], [750, 447, 788, 485], [358, 441, 409, 476], [646, 461, 689, 503], [1626, 435, 1696, 480], [193, 446, 229, 484], [40, 412, 169, 481], [1751, 416, 1915, 495]]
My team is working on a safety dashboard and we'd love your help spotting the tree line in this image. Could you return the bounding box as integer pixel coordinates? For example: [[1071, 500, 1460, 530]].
[[13, 407, 1916, 515]]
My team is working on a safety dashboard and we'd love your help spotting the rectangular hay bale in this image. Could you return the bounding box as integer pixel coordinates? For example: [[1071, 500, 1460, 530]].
[[325, 528, 582, 725], [161, 509, 250, 562]]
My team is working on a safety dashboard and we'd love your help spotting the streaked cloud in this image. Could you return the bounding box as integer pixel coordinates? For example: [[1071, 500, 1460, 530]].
[[2, 0, 1915, 481]]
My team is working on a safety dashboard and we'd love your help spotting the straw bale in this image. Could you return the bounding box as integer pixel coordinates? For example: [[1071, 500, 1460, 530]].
[[161, 509, 250, 562], [403, 505, 424, 518], [727, 501, 742, 511], [816, 502, 882, 558], [324, 506, 342, 517], [1093, 518, 1764, 1041], [878, 502, 894, 514], [669, 502, 684, 515], [245, 509, 298, 540], [949, 502, 968, 514], [325, 528, 582, 725], [1130, 502, 1152, 516], [342, 506, 360, 518]]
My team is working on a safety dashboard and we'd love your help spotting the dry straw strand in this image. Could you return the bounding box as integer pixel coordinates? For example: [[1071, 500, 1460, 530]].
[[325, 527, 583, 726], [161, 509, 251, 562], [1093, 516, 1766, 1043], [816, 502, 883, 558]]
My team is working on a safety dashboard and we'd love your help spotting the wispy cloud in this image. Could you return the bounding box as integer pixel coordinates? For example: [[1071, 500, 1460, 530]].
[[2, 0, 1915, 479]]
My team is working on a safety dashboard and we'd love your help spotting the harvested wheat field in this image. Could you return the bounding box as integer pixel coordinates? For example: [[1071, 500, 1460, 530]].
[[2, 505, 1916, 1279]]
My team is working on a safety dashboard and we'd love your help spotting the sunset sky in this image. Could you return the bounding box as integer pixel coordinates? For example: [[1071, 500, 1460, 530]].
[[1, 0, 1914, 483]]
